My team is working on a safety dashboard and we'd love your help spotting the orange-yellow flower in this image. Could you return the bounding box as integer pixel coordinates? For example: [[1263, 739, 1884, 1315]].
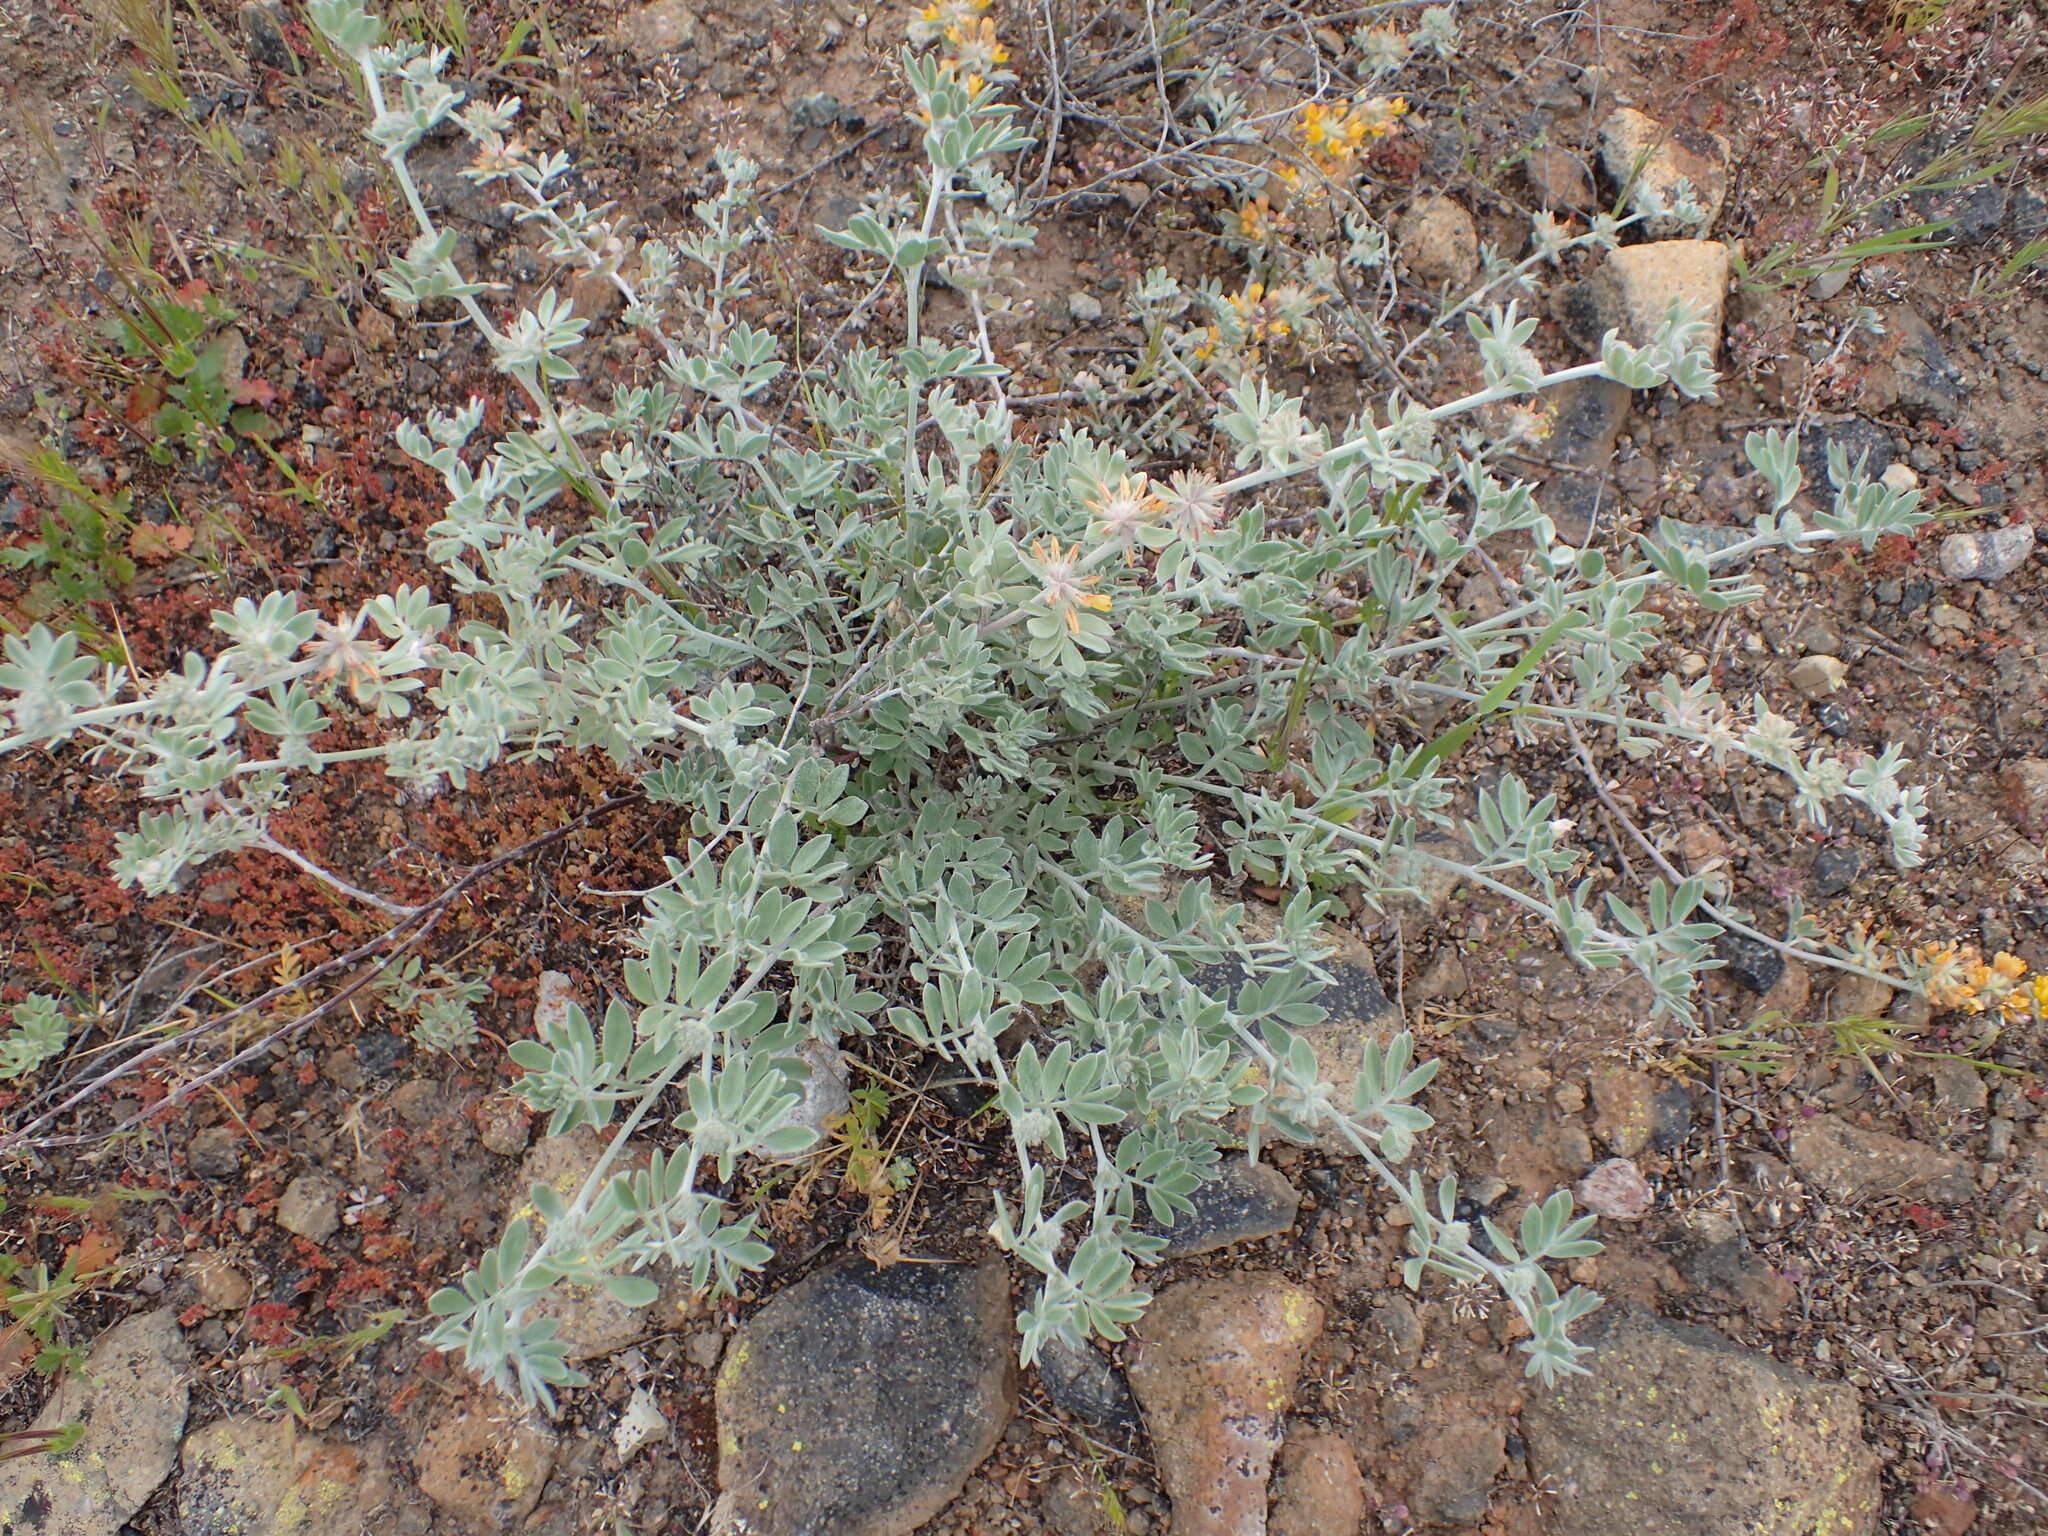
[[1916, 942, 1975, 1010], [945, 16, 1008, 70], [2027, 973, 2048, 1019], [1227, 281, 1292, 345], [1030, 538, 1112, 633], [1299, 101, 1344, 157], [913, 0, 989, 42], [1236, 194, 1278, 241], [1297, 94, 1408, 175], [1085, 473, 1165, 554]]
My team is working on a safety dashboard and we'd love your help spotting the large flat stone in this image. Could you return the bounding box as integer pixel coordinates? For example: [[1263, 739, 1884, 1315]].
[[0, 1310, 189, 1536], [1524, 1305, 1879, 1536], [713, 1256, 1015, 1536], [1788, 1115, 1973, 1204]]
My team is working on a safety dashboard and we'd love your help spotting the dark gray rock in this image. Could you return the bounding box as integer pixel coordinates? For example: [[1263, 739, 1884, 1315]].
[[1651, 1082, 1693, 1150], [1811, 846, 1863, 899], [1405, 1414, 1506, 1525], [1035, 1333, 1139, 1436], [1814, 701, 1854, 739], [1523, 1305, 1879, 1536], [409, 138, 516, 233], [237, 2, 294, 72], [355, 1028, 406, 1078], [1914, 179, 2007, 246], [1715, 932, 1784, 994], [713, 1256, 1016, 1536], [789, 92, 843, 131], [2011, 186, 2048, 242], [1887, 306, 1963, 421], [1145, 1157, 1301, 1259], [188, 1124, 244, 1180], [1188, 895, 1402, 1154], [1540, 377, 1633, 543], [1681, 1237, 1795, 1323], [1798, 417, 1893, 491]]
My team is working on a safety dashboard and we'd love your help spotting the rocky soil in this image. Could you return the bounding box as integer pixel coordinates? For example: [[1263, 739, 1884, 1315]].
[[1, 0, 2046, 1533]]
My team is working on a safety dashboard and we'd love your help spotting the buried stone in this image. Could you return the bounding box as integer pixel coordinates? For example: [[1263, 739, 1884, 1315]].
[[1714, 931, 1784, 994], [1190, 906, 1402, 1155], [1524, 1305, 1879, 1536], [713, 1255, 1015, 1536], [1143, 1155, 1302, 1259], [1035, 1332, 1141, 1436]]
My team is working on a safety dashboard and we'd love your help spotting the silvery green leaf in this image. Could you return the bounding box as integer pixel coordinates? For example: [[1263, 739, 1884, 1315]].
[[0, 995, 69, 1079], [604, 1274, 661, 1308]]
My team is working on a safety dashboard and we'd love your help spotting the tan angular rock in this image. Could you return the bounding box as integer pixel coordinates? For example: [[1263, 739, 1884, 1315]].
[[180, 1415, 394, 1535], [1589, 1067, 1659, 1158], [1396, 194, 1480, 289], [609, 0, 700, 61], [1789, 653, 1850, 699], [0, 1309, 189, 1536], [1599, 107, 1729, 236], [1525, 1305, 1879, 1536], [187, 1252, 253, 1313], [477, 1094, 534, 1156], [1789, 1115, 1972, 1204], [1575, 1157, 1654, 1221], [1525, 145, 1595, 213], [1127, 1274, 1325, 1536], [1270, 1431, 1365, 1536], [416, 1397, 557, 1529], [1600, 240, 1730, 359], [277, 1173, 341, 1243], [505, 1126, 663, 1361]]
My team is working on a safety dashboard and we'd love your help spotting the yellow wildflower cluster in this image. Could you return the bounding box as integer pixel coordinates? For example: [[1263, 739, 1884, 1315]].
[[945, 15, 1008, 72], [1228, 281, 1293, 344], [1235, 194, 1282, 243], [910, 0, 1012, 90], [911, 0, 989, 43], [1193, 280, 1311, 365], [1295, 94, 1407, 174], [1914, 942, 2048, 1020], [1029, 538, 1112, 633]]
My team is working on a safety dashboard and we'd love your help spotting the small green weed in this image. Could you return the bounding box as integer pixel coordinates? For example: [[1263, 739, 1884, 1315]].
[[0, 448, 136, 619]]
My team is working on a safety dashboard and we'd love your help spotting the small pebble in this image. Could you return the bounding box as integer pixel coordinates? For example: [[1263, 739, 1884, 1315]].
[[1575, 1157, 1654, 1220], [187, 1254, 253, 1312], [1811, 846, 1862, 898], [1939, 524, 2034, 582], [1789, 654, 1848, 699], [277, 1174, 341, 1244]]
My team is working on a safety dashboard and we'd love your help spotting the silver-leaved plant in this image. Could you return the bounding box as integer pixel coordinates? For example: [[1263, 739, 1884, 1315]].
[[0, 0, 1932, 1409]]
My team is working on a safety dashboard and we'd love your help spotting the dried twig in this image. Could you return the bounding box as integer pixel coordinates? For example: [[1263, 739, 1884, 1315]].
[[1, 794, 639, 1153]]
